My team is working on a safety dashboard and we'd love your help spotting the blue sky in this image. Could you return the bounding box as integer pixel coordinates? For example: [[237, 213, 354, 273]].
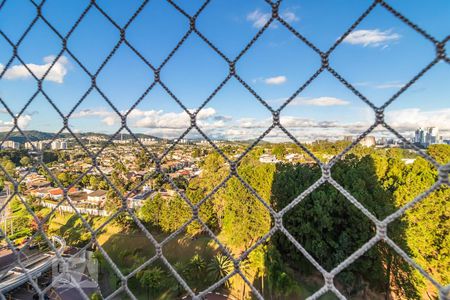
[[0, 0, 449, 141]]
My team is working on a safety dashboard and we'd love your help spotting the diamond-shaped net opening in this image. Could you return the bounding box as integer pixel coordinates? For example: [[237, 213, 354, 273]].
[[1, 0, 449, 299]]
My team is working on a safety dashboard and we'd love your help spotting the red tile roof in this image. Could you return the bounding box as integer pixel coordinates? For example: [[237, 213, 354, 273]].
[[48, 187, 78, 196]]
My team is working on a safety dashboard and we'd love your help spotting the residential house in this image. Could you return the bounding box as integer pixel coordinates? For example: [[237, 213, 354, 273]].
[[87, 190, 107, 205], [47, 187, 78, 200]]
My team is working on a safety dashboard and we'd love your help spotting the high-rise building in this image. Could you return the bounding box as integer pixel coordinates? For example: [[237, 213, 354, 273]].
[[359, 136, 376, 147], [414, 127, 441, 146], [414, 128, 425, 145], [2, 140, 20, 149], [51, 140, 68, 150], [24, 141, 46, 150], [427, 127, 439, 144]]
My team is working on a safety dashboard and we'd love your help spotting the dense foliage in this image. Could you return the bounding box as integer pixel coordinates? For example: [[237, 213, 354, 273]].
[[135, 144, 449, 298], [4, 141, 447, 299]]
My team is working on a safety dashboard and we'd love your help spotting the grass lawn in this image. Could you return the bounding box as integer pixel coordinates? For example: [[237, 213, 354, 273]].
[[96, 230, 216, 299], [40, 209, 330, 299]]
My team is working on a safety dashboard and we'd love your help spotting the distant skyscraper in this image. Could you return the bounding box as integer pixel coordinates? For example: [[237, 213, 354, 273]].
[[359, 136, 376, 147], [427, 127, 439, 144], [414, 127, 440, 146], [415, 128, 425, 145]]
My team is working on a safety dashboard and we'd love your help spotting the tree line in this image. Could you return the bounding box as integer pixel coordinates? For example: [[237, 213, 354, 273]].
[[138, 145, 449, 299]]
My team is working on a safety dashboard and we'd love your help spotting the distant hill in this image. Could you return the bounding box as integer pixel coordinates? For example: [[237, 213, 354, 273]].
[[0, 130, 161, 143], [0, 130, 56, 143], [111, 132, 162, 141]]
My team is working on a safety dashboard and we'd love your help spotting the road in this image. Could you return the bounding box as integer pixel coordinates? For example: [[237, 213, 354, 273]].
[[0, 236, 65, 294]]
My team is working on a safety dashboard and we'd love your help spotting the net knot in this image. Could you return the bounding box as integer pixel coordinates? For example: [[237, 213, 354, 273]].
[[190, 113, 197, 126], [375, 108, 384, 124], [321, 52, 329, 68], [230, 162, 237, 176], [271, 3, 279, 19], [436, 42, 446, 59], [439, 164, 450, 185], [272, 111, 280, 126], [229, 62, 235, 75], [190, 18, 196, 30]]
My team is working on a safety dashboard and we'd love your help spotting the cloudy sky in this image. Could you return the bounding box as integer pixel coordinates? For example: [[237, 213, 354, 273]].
[[0, 0, 449, 142]]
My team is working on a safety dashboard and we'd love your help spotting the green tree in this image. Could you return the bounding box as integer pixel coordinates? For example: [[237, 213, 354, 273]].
[[139, 193, 163, 225], [265, 246, 298, 299], [136, 149, 152, 171], [20, 156, 30, 167], [271, 154, 414, 297], [187, 254, 206, 286], [272, 144, 286, 160], [192, 148, 202, 158], [1, 158, 16, 177], [138, 267, 166, 299], [138, 193, 191, 234], [89, 176, 99, 189], [57, 172, 71, 187], [207, 253, 233, 288]]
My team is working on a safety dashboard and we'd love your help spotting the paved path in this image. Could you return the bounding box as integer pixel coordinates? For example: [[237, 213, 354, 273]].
[[0, 236, 65, 293]]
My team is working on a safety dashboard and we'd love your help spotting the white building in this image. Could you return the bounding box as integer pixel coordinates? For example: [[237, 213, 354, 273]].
[[2, 140, 20, 149], [25, 141, 47, 150], [139, 138, 157, 145], [359, 136, 376, 147], [259, 154, 279, 164], [87, 190, 107, 205], [51, 140, 68, 150], [85, 136, 107, 142], [285, 153, 303, 162]]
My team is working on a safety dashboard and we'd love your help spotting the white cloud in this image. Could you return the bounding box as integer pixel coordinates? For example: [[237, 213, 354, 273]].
[[102, 116, 117, 126], [246, 9, 270, 28], [17, 115, 32, 128], [246, 9, 298, 29], [55, 105, 450, 141], [0, 55, 69, 83], [343, 29, 401, 47], [72, 109, 117, 126], [130, 107, 218, 129], [386, 108, 450, 130], [264, 75, 287, 85], [0, 114, 32, 132], [236, 118, 268, 129], [72, 107, 224, 130], [354, 81, 404, 89], [132, 110, 189, 129], [290, 97, 350, 106], [282, 11, 299, 23], [72, 109, 112, 118], [213, 116, 370, 142], [374, 82, 404, 89]]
